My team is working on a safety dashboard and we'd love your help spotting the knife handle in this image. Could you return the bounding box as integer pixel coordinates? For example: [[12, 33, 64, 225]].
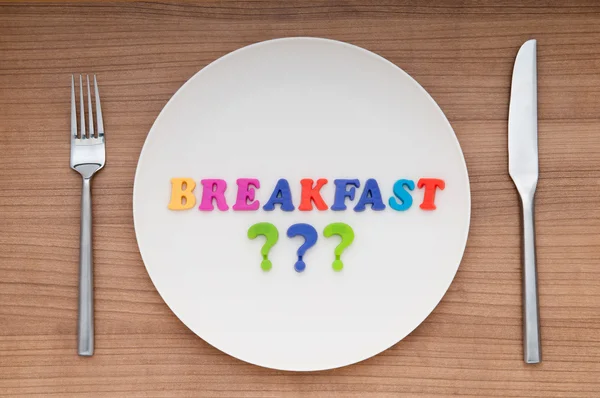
[[520, 194, 541, 364]]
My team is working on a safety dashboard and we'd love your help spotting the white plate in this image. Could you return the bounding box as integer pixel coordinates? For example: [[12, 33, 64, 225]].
[[133, 37, 470, 371]]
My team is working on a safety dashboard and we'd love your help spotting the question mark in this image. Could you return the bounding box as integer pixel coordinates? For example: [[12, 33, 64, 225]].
[[247, 222, 279, 271], [323, 223, 354, 272], [286, 223, 318, 273]]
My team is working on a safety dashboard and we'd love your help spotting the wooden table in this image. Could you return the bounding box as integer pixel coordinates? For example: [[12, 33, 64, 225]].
[[1, 1, 599, 396]]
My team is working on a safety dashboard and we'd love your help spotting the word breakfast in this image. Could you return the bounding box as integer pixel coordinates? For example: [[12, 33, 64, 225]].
[[168, 177, 446, 212]]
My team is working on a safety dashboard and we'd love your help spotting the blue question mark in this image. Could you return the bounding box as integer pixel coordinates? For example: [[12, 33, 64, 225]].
[[286, 223, 318, 273]]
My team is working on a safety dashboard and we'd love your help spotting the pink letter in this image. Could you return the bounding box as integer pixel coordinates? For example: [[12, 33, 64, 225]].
[[232, 178, 260, 211], [199, 179, 229, 211]]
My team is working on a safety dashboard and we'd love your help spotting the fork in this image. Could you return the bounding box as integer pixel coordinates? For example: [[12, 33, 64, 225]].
[[70, 75, 105, 356]]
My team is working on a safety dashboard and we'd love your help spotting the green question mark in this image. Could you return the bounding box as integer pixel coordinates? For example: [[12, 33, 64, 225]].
[[323, 222, 355, 272], [247, 222, 279, 271]]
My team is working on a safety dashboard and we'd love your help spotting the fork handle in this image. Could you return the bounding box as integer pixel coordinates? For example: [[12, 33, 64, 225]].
[[78, 177, 94, 356], [521, 195, 541, 364]]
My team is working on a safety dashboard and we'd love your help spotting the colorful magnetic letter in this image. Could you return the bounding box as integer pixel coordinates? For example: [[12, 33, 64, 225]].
[[323, 222, 355, 272], [286, 223, 318, 273], [198, 179, 229, 211], [263, 179, 295, 211], [232, 178, 260, 211], [167, 178, 196, 210], [331, 179, 360, 211], [418, 178, 445, 210], [389, 179, 415, 211], [354, 178, 386, 211], [247, 222, 279, 271], [298, 178, 329, 211]]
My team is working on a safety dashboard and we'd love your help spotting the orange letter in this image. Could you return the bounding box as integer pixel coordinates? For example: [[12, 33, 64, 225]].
[[298, 178, 329, 211], [168, 178, 196, 210], [417, 178, 445, 210]]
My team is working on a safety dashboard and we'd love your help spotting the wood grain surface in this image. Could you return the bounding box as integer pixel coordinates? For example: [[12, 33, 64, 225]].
[[1, 1, 600, 396]]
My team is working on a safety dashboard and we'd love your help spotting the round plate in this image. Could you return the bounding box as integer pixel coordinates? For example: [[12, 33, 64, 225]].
[[133, 37, 470, 371]]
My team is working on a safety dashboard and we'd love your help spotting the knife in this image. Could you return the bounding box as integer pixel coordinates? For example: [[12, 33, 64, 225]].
[[508, 39, 541, 364]]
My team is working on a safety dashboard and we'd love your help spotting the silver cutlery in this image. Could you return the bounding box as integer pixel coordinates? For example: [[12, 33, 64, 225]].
[[70, 75, 106, 356], [508, 39, 541, 364]]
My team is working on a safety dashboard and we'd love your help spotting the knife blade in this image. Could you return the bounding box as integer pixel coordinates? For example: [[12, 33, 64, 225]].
[[508, 39, 541, 364]]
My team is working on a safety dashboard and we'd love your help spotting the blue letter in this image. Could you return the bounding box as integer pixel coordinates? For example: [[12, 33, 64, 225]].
[[354, 178, 386, 212], [389, 179, 414, 211], [331, 179, 360, 211], [263, 179, 295, 211]]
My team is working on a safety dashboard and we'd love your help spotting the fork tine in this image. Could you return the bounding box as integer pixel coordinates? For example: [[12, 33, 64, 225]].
[[79, 75, 86, 139], [94, 75, 104, 139], [71, 75, 77, 138], [86, 75, 95, 138]]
